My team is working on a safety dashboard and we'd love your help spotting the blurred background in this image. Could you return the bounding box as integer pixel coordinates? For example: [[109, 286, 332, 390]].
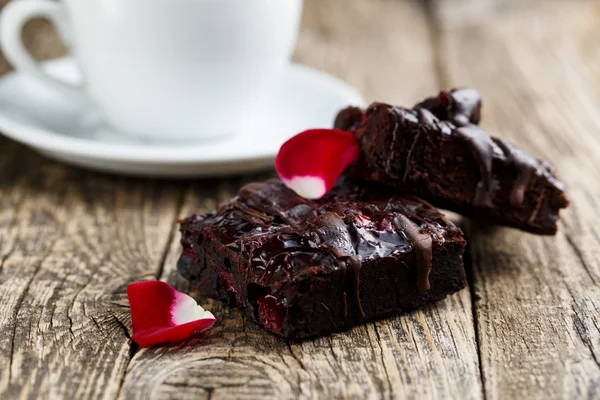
[[3, 0, 595, 114], [0, 0, 598, 178]]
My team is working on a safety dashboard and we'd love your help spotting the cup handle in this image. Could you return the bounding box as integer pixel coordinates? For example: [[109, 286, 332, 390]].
[[0, 0, 85, 99]]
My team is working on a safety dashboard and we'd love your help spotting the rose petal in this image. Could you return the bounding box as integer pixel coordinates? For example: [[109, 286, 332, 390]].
[[276, 129, 360, 199], [127, 281, 216, 347]]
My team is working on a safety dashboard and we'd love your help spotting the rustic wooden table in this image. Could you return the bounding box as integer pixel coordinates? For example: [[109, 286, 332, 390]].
[[1, 0, 599, 398]]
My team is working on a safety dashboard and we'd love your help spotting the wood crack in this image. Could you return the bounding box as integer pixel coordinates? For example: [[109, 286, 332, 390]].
[[571, 304, 600, 370], [548, 233, 600, 373], [286, 342, 307, 372], [0, 252, 11, 276], [114, 313, 139, 400], [66, 272, 94, 340], [114, 184, 186, 399], [462, 223, 488, 400], [67, 313, 75, 339], [565, 233, 598, 286], [327, 336, 339, 363], [0, 177, 31, 276], [282, 345, 304, 397], [90, 316, 102, 333], [111, 313, 130, 339], [373, 323, 392, 399]]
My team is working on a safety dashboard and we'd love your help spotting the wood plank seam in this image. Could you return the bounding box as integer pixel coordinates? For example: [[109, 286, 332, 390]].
[[424, 1, 489, 396], [372, 323, 393, 398], [153, 187, 187, 282], [462, 225, 489, 400], [571, 303, 600, 369], [427, 2, 600, 393], [565, 233, 598, 286], [114, 184, 187, 398], [555, 231, 600, 372]]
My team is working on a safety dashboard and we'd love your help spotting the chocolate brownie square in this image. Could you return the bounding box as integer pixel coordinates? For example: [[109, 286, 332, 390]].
[[335, 88, 569, 234], [178, 179, 467, 339]]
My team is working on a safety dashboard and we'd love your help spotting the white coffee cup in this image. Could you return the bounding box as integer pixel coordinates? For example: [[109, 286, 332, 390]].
[[0, 0, 304, 141]]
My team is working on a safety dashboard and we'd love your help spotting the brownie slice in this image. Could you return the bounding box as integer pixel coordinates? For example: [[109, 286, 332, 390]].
[[334, 88, 569, 235], [178, 178, 466, 340]]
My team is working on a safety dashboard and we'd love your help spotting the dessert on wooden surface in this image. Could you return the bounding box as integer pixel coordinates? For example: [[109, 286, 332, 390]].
[[177, 88, 569, 340], [178, 179, 467, 339], [334, 88, 569, 235]]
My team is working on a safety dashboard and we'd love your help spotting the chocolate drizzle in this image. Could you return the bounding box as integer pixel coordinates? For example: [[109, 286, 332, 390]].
[[337, 87, 568, 227], [347, 256, 365, 322], [380, 92, 501, 207], [494, 138, 539, 207], [415, 87, 482, 127], [447, 88, 483, 126], [455, 125, 500, 207], [415, 89, 500, 206], [309, 212, 366, 321], [331, 88, 568, 236], [393, 215, 433, 292]]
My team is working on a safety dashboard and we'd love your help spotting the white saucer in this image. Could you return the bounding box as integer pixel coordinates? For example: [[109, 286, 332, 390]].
[[0, 58, 364, 177]]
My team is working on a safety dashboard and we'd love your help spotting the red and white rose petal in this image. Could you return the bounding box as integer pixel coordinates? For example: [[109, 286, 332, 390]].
[[276, 129, 360, 199], [127, 281, 216, 347]]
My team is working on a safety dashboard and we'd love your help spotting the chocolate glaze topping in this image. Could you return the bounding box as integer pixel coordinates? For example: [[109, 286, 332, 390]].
[[414, 89, 501, 206], [183, 179, 462, 324], [416, 89, 567, 208], [393, 215, 433, 292], [454, 124, 501, 206], [414, 87, 482, 127], [347, 257, 365, 322], [494, 139, 539, 206], [380, 103, 501, 207], [493, 138, 564, 207], [342, 88, 565, 213]]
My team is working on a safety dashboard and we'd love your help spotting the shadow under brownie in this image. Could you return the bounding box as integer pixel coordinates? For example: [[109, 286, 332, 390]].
[[178, 178, 467, 339]]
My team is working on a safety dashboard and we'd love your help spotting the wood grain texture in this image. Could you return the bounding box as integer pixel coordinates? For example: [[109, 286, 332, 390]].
[[0, 138, 183, 399], [118, 3, 482, 399], [433, 0, 600, 398], [9, 0, 600, 398]]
